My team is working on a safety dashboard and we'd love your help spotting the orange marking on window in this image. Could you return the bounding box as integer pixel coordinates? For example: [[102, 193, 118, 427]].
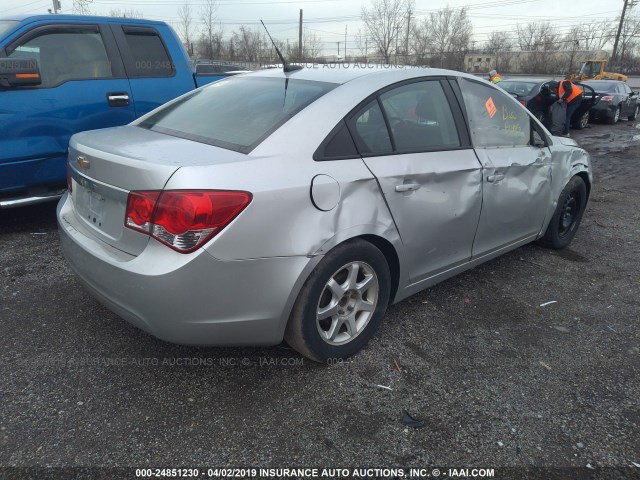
[[485, 97, 497, 118]]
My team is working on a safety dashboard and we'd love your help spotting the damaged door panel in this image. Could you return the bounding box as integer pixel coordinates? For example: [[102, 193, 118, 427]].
[[457, 77, 552, 257], [363, 151, 482, 283]]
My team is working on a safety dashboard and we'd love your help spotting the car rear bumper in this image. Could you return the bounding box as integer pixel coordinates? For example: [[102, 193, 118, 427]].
[[589, 104, 617, 120], [57, 192, 320, 346]]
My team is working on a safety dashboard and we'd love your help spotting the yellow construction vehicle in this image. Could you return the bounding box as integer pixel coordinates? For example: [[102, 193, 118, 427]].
[[572, 60, 628, 82]]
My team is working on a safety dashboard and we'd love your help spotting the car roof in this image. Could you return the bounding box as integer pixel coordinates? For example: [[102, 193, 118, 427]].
[[241, 65, 479, 85], [0, 14, 166, 26], [502, 77, 550, 83]]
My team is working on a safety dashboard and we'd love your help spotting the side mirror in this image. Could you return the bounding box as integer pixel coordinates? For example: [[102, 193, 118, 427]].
[[0, 58, 42, 88], [630, 91, 638, 97]]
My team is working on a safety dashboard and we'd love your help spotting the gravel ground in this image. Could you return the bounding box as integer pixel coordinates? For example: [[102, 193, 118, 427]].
[[1, 121, 639, 478]]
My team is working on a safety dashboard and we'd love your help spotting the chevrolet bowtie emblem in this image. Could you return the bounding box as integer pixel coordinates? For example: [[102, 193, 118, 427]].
[[77, 155, 90, 170]]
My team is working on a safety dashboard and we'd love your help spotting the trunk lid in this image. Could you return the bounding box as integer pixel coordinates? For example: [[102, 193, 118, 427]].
[[68, 125, 248, 256]]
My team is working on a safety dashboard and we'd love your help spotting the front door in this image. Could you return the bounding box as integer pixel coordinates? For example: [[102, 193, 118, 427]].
[[0, 24, 135, 194], [457, 78, 552, 257]]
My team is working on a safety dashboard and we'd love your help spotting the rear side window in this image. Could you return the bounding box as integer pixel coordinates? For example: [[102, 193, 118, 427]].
[[122, 27, 173, 77], [459, 78, 530, 148], [6, 28, 112, 88], [348, 100, 393, 156], [139, 77, 336, 153]]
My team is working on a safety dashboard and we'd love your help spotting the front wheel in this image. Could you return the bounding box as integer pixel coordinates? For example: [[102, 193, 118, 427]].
[[537, 176, 587, 249], [285, 239, 391, 362]]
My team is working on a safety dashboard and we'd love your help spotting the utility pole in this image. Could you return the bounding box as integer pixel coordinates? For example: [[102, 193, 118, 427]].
[[344, 25, 347, 62], [405, 8, 412, 64], [298, 9, 303, 61], [395, 25, 400, 65], [365, 38, 368, 63], [612, 0, 638, 64], [337, 41, 340, 59]]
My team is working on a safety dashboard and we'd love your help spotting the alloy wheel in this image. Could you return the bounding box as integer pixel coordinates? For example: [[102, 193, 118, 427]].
[[316, 261, 379, 345]]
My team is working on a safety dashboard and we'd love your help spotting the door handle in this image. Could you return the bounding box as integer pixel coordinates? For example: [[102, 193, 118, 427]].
[[107, 92, 130, 107], [486, 174, 505, 183], [395, 183, 421, 193]]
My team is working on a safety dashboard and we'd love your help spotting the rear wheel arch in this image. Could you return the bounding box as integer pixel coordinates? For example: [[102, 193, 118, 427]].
[[357, 234, 401, 304]]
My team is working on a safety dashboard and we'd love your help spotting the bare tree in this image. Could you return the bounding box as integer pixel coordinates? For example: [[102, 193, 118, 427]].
[[109, 9, 144, 18], [484, 30, 513, 72], [516, 22, 561, 74], [563, 26, 582, 73], [303, 30, 323, 60], [574, 21, 615, 52], [232, 26, 265, 62], [414, 6, 472, 70], [616, 14, 640, 70], [178, 2, 194, 57], [361, 0, 413, 63], [73, 0, 92, 14], [200, 0, 222, 60]]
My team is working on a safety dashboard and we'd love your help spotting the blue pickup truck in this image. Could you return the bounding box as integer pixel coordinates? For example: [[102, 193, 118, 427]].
[[0, 14, 234, 208]]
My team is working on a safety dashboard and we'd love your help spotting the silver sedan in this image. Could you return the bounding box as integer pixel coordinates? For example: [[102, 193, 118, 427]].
[[58, 67, 592, 362]]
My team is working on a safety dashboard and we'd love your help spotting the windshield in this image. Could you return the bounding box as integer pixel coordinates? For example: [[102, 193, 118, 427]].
[[0, 20, 18, 38], [498, 81, 538, 96], [139, 76, 336, 153], [579, 62, 595, 77], [583, 81, 616, 92]]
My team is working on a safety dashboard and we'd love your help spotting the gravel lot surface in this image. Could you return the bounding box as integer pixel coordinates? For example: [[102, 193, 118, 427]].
[[1, 121, 639, 478]]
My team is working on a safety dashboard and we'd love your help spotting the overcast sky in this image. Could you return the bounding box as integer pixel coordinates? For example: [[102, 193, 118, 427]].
[[1, 0, 631, 55]]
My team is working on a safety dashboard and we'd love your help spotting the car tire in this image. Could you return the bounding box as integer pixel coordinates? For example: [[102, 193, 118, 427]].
[[537, 176, 587, 249], [285, 239, 391, 363], [608, 106, 621, 124], [573, 111, 589, 130], [629, 104, 639, 121]]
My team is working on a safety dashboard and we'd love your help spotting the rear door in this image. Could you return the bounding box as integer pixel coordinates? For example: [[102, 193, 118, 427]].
[[0, 23, 135, 194], [457, 78, 552, 258], [348, 78, 483, 283], [110, 24, 195, 117]]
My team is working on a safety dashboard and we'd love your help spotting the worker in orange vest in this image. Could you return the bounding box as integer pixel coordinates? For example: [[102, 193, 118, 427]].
[[557, 75, 584, 136], [489, 69, 502, 84]]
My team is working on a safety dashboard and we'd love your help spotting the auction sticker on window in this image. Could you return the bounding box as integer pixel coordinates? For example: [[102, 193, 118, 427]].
[[485, 97, 497, 118]]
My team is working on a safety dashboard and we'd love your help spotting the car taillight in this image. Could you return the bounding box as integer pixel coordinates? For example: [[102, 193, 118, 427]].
[[66, 161, 73, 193], [600, 95, 614, 102], [125, 190, 252, 253], [519, 100, 527, 107]]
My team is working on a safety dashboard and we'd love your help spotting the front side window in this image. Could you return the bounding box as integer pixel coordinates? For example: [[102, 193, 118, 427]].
[[139, 77, 336, 153], [7, 29, 112, 88], [459, 78, 530, 148], [379, 80, 460, 152]]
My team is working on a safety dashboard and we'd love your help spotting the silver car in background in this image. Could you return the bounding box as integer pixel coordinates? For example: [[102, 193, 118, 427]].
[[58, 67, 592, 362]]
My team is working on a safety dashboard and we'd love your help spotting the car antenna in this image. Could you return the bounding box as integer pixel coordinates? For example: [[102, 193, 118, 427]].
[[260, 20, 302, 73]]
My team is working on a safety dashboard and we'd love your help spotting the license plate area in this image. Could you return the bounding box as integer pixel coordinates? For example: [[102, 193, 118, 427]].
[[72, 171, 128, 241], [85, 189, 106, 227]]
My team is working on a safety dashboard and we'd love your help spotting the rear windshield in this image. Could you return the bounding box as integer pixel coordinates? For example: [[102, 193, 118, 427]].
[[498, 81, 538, 96], [583, 81, 616, 92], [0, 20, 18, 38], [138, 76, 336, 153]]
